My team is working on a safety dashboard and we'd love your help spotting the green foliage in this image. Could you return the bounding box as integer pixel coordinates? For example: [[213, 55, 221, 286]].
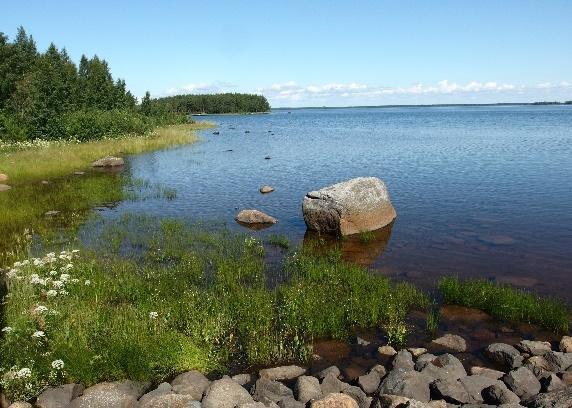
[[438, 276, 569, 333], [268, 234, 290, 249], [147, 93, 271, 115], [1, 216, 428, 400], [0, 27, 170, 142]]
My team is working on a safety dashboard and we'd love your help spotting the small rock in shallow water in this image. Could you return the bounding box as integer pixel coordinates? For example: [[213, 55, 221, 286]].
[[235, 209, 278, 227], [259, 365, 306, 381], [408, 347, 427, 357], [484, 343, 523, 370], [260, 185, 275, 194], [431, 334, 467, 352], [516, 340, 552, 356], [92, 156, 124, 167]]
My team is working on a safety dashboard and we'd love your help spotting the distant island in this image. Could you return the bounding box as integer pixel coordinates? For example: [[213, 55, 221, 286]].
[[275, 101, 572, 110], [146, 93, 271, 116]]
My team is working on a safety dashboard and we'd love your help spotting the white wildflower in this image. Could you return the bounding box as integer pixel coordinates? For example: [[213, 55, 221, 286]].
[[49, 270, 58, 276], [15, 368, 32, 379], [71, 278, 79, 283], [52, 280, 64, 289], [149, 311, 158, 319], [32, 331, 45, 338], [59, 274, 70, 282], [13, 261, 22, 268], [33, 258, 43, 266], [51, 359, 64, 370], [21, 260, 30, 266], [46, 290, 58, 297], [59, 290, 69, 296], [1, 327, 13, 333], [7, 269, 19, 279], [84, 280, 91, 286], [34, 305, 48, 314]]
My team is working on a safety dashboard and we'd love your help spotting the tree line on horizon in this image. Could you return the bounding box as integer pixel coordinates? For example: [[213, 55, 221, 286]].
[[0, 27, 269, 142], [143, 92, 271, 116]]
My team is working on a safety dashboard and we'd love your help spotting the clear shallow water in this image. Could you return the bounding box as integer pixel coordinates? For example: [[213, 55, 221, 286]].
[[89, 106, 572, 301]]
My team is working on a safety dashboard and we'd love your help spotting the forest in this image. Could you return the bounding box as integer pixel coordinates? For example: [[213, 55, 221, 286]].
[[0, 27, 270, 142], [144, 92, 271, 116]]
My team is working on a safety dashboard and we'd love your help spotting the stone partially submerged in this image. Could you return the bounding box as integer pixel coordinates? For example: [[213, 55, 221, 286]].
[[235, 209, 278, 228], [302, 177, 396, 236], [92, 156, 125, 167]]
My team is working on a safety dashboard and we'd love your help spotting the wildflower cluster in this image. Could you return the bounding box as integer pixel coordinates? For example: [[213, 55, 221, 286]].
[[1, 250, 81, 399], [244, 236, 265, 256]]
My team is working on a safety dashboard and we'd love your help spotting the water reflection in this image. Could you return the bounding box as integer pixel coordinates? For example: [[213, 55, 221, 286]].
[[303, 223, 394, 267]]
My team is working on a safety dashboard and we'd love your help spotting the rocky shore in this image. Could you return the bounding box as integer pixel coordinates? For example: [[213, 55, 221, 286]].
[[5, 335, 571, 408]]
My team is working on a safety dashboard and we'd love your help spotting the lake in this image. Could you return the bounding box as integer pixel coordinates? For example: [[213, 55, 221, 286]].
[[89, 105, 572, 301]]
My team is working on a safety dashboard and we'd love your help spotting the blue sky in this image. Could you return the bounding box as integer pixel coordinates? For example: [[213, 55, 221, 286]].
[[2, 0, 571, 107]]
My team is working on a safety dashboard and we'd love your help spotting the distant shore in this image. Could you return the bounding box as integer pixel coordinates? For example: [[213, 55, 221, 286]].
[[274, 101, 572, 110]]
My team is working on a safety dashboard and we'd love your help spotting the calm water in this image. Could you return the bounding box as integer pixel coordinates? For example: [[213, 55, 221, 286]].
[[90, 106, 572, 301]]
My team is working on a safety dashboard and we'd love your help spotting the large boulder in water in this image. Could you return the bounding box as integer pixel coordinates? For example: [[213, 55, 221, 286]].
[[302, 177, 396, 236]]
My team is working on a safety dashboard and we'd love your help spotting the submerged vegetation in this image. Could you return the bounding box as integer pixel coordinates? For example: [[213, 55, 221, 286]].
[[438, 276, 569, 333], [0, 215, 427, 400]]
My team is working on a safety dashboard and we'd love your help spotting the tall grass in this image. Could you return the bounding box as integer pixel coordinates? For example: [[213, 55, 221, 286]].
[[438, 276, 569, 333], [0, 123, 212, 184], [0, 215, 428, 401]]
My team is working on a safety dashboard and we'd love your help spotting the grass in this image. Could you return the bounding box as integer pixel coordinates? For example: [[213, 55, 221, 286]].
[[0, 122, 213, 184], [438, 276, 570, 333], [268, 234, 290, 249], [358, 230, 375, 243], [0, 122, 211, 266], [0, 215, 428, 401]]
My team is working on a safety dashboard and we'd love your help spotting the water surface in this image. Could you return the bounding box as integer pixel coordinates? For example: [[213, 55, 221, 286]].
[[90, 106, 572, 301]]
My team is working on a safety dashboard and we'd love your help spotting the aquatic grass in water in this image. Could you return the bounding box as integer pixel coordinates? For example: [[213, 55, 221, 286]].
[[438, 276, 569, 333], [0, 216, 427, 400], [0, 123, 212, 184], [268, 234, 290, 249]]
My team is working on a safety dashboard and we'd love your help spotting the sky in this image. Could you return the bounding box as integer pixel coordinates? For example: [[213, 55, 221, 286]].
[[2, 0, 571, 107]]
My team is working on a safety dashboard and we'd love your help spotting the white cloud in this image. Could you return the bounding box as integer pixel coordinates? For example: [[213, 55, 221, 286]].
[[162, 79, 571, 106]]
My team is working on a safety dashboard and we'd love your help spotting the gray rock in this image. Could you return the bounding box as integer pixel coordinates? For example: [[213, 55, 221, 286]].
[[92, 157, 124, 167], [522, 387, 572, 408], [378, 345, 398, 358], [542, 350, 572, 372], [171, 371, 210, 400], [278, 397, 305, 408], [559, 336, 572, 353], [295, 376, 322, 404], [8, 403, 32, 408], [370, 364, 387, 378], [260, 186, 275, 194], [408, 348, 427, 358], [321, 373, 349, 395], [302, 177, 397, 236], [419, 354, 467, 382], [68, 380, 149, 408], [316, 366, 341, 380], [237, 403, 267, 408], [503, 367, 541, 399], [515, 340, 552, 356], [251, 379, 294, 403], [235, 209, 278, 226], [259, 366, 307, 381], [232, 373, 256, 390], [392, 349, 415, 371], [430, 378, 471, 404], [0, 184, 12, 192], [36, 383, 84, 408], [138, 394, 200, 408], [342, 386, 371, 408], [481, 383, 520, 405], [431, 334, 467, 353], [202, 378, 254, 408], [311, 393, 359, 408], [358, 370, 381, 394], [469, 366, 505, 380], [414, 354, 438, 371], [484, 343, 524, 370], [524, 355, 552, 379], [378, 368, 430, 403], [45, 210, 60, 216], [137, 383, 172, 406], [458, 375, 501, 404], [539, 373, 565, 393]]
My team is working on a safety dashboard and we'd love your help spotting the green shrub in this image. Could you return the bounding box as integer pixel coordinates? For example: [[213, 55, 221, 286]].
[[438, 276, 569, 333]]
